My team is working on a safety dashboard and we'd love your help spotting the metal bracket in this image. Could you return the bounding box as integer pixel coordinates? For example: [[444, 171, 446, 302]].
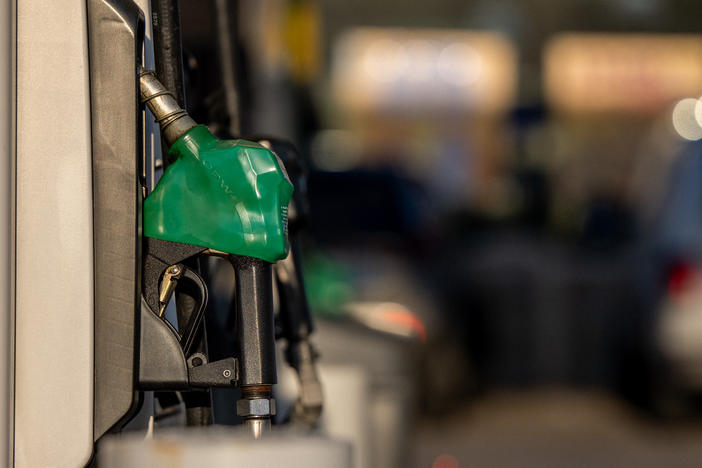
[[187, 353, 239, 388]]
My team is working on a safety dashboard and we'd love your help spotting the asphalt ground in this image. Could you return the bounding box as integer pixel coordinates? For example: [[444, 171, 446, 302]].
[[411, 389, 702, 468]]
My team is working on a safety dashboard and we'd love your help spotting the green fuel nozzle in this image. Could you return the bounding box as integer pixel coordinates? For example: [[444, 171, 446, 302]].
[[139, 70, 293, 263]]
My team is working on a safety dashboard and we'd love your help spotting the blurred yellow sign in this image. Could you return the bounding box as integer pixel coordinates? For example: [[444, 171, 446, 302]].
[[331, 28, 517, 116], [544, 34, 702, 114], [284, 0, 321, 85]]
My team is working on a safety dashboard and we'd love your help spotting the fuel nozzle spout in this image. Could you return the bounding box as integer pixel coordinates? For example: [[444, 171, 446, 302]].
[[139, 68, 197, 146]]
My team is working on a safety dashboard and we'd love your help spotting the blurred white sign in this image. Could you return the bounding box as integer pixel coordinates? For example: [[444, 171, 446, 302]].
[[544, 34, 702, 114], [331, 28, 517, 116]]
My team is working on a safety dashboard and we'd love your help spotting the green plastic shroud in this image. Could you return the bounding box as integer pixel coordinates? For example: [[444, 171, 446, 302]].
[[144, 125, 294, 263]]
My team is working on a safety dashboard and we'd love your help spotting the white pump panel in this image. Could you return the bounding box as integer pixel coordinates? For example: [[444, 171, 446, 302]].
[[15, 0, 94, 466]]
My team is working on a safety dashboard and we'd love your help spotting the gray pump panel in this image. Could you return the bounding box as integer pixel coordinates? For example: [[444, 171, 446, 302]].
[[87, 0, 144, 440]]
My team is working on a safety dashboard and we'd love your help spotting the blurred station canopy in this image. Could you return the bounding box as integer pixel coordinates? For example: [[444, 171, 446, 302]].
[[544, 34, 702, 115], [331, 28, 517, 117]]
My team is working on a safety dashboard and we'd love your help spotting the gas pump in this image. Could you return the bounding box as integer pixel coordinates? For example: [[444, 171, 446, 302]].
[[10, 0, 329, 465]]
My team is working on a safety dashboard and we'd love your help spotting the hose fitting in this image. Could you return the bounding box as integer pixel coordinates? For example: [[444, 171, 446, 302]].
[[139, 69, 196, 146]]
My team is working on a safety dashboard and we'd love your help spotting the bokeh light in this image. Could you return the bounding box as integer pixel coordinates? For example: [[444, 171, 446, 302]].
[[672, 98, 702, 141]]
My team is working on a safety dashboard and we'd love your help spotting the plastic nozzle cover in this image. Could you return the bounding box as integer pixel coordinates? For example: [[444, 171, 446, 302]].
[[144, 125, 294, 263]]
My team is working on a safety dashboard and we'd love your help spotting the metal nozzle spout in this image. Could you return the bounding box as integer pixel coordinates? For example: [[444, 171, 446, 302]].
[[139, 68, 197, 147]]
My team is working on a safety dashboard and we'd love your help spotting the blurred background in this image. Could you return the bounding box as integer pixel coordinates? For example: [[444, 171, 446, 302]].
[[179, 0, 702, 466]]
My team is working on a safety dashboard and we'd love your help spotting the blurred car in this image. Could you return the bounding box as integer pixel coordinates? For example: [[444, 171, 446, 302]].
[[650, 141, 702, 408], [658, 262, 702, 387]]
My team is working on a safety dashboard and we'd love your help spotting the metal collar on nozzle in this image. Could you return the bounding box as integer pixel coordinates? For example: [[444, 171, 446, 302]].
[[139, 68, 196, 147]]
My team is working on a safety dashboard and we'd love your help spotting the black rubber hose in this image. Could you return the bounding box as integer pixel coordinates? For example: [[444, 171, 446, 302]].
[[151, 0, 186, 107], [213, 0, 242, 136], [151, 0, 213, 425], [151, 0, 187, 165]]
